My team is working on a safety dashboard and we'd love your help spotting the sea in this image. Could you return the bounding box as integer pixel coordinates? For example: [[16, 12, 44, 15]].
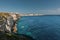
[[17, 15, 60, 40]]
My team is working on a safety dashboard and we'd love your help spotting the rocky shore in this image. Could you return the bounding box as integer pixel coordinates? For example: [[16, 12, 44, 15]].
[[0, 31, 34, 40], [0, 12, 35, 40]]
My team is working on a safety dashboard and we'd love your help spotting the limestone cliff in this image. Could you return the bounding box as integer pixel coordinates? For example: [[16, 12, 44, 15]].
[[0, 12, 20, 33]]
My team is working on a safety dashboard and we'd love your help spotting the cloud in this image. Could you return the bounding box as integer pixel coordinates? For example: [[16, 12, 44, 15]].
[[39, 8, 60, 14], [56, 8, 60, 13]]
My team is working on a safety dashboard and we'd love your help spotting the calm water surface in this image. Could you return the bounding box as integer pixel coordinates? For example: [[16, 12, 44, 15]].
[[17, 16, 60, 40]]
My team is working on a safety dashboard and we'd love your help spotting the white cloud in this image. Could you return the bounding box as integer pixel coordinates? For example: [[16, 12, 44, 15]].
[[39, 8, 60, 14], [56, 8, 60, 13]]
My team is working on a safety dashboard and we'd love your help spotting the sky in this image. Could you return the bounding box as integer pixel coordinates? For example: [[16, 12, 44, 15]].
[[0, 0, 60, 14]]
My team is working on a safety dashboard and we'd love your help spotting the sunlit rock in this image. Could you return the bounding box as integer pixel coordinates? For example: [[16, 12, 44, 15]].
[[0, 12, 20, 33]]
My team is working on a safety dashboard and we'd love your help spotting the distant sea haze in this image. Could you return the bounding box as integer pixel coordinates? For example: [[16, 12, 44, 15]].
[[17, 16, 60, 40]]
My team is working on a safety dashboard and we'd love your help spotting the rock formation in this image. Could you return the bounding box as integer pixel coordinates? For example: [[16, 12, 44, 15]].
[[0, 12, 20, 33]]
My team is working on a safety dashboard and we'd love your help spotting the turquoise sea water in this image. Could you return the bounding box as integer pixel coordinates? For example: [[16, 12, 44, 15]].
[[17, 16, 60, 40]]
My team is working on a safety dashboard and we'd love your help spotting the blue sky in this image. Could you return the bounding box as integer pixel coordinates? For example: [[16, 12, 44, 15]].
[[0, 0, 60, 14]]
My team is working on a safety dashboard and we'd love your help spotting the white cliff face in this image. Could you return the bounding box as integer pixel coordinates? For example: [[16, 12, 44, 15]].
[[6, 16, 14, 33], [9, 14, 19, 33], [10, 14, 17, 21], [0, 16, 7, 32], [0, 12, 20, 33]]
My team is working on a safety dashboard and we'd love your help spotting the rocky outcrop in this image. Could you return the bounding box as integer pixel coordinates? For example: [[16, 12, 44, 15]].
[[0, 12, 20, 33], [0, 31, 34, 40], [0, 12, 35, 40]]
